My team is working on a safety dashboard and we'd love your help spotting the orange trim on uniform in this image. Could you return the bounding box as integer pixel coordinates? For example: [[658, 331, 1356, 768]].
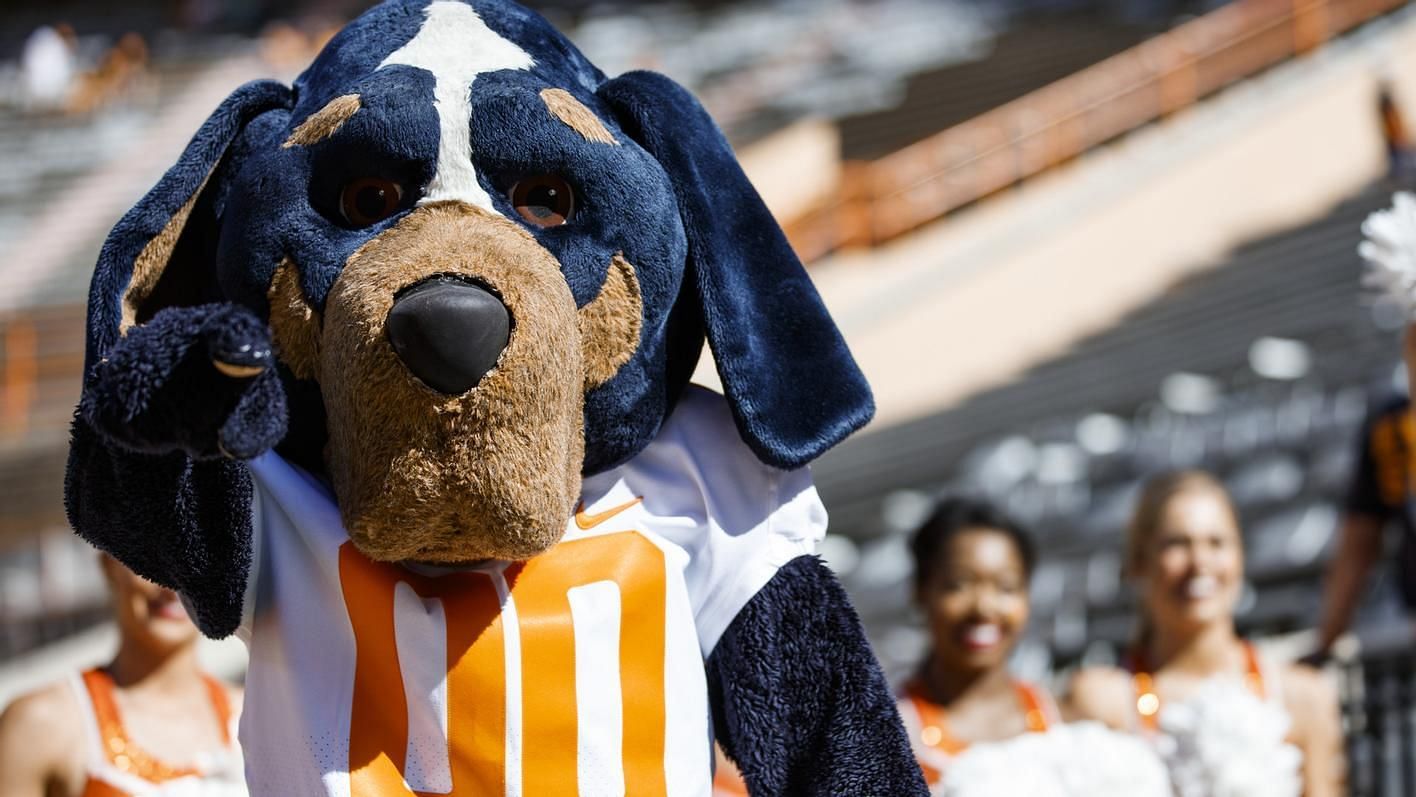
[[203, 673, 233, 745], [1015, 680, 1053, 733], [1129, 640, 1266, 731], [78, 667, 233, 796], [711, 750, 750, 797], [905, 676, 1053, 766], [906, 679, 965, 757], [1370, 410, 1416, 508], [79, 779, 130, 797]]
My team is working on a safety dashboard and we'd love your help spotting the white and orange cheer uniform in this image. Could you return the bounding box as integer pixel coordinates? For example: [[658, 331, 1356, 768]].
[[1127, 640, 1277, 732], [234, 386, 826, 796], [896, 677, 1059, 789], [70, 668, 246, 797]]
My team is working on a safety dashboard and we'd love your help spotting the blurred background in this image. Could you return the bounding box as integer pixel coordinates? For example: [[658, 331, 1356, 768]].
[[1, 0, 1414, 791]]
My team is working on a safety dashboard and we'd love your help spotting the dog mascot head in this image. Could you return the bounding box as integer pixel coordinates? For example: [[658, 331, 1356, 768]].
[[84, 0, 872, 567]]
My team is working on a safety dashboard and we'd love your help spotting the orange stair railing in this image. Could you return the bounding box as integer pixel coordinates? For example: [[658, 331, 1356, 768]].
[[786, 0, 1411, 261]]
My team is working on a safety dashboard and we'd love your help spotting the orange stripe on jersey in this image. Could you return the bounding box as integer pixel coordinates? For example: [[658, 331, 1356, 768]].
[[443, 584, 509, 796], [341, 545, 507, 796], [339, 530, 668, 796], [512, 531, 668, 797], [504, 558, 576, 797], [1371, 412, 1413, 507]]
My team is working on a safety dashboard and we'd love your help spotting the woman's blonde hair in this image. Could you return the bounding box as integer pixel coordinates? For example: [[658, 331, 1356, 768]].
[[1124, 470, 1239, 578]]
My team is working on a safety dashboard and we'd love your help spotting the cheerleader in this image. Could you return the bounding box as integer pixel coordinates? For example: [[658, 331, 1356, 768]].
[[898, 498, 1059, 790], [1067, 471, 1342, 796], [0, 555, 245, 797]]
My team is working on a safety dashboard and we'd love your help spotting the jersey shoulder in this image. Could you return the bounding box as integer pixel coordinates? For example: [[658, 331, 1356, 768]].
[[656, 385, 760, 462], [625, 384, 794, 510]]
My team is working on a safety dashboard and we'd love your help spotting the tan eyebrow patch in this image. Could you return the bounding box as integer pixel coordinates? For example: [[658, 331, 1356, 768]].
[[578, 252, 641, 389], [267, 257, 322, 381], [122, 168, 216, 333], [539, 88, 618, 146], [283, 94, 362, 148]]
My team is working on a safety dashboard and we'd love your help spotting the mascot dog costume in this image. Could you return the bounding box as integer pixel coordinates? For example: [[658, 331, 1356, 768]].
[[65, 1, 926, 794]]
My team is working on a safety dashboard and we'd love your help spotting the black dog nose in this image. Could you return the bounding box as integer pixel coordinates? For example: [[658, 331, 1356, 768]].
[[385, 278, 510, 394]]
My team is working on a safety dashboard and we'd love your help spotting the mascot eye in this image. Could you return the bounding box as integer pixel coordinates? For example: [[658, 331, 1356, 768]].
[[339, 178, 405, 227], [510, 176, 575, 228]]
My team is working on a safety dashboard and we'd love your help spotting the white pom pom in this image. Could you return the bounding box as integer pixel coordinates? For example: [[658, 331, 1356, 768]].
[[1360, 192, 1416, 319], [1157, 679, 1302, 797], [940, 722, 1171, 797]]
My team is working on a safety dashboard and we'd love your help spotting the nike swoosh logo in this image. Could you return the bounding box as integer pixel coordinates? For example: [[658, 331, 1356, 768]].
[[574, 497, 643, 530]]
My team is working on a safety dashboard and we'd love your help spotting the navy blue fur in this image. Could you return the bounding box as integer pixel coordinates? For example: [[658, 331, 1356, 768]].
[[66, 422, 254, 637], [469, 0, 605, 94], [218, 66, 437, 314], [288, 2, 426, 121], [709, 556, 928, 796], [467, 71, 689, 472], [69, 303, 284, 637], [70, 81, 291, 635], [79, 305, 285, 460], [598, 71, 875, 470], [83, 80, 291, 374]]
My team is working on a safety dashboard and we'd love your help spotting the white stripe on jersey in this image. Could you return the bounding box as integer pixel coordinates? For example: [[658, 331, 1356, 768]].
[[493, 569, 524, 797], [393, 582, 451, 793], [570, 581, 626, 796]]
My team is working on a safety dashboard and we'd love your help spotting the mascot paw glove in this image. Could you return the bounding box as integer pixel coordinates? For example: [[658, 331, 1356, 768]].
[[80, 303, 287, 461]]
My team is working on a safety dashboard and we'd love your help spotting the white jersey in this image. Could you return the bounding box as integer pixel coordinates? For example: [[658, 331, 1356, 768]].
[[235, 386, 826, 797]]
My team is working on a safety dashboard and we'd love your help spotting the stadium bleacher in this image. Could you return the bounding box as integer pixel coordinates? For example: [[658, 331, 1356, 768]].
[[838, 18, 1156, 160], [819, 183, 1408, 675]]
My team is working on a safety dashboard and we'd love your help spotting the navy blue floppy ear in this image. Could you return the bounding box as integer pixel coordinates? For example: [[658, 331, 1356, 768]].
[[597, 71, 874, 470], [84, 80, 291, 372]]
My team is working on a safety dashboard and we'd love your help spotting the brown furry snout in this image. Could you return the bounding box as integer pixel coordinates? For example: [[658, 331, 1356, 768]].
[[316, 203, 586, 563]]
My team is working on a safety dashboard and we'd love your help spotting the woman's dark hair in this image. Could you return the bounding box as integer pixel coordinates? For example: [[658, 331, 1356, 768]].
[[909, 496, 1036, 591]]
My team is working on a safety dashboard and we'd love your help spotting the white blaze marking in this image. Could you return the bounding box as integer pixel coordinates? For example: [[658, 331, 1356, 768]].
[[380, 0, 534, 210]]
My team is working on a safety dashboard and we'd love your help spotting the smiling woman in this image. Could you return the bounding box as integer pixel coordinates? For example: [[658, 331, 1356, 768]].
[[1065, 471, 1344, 797], [896, 497, 1057, 789]]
